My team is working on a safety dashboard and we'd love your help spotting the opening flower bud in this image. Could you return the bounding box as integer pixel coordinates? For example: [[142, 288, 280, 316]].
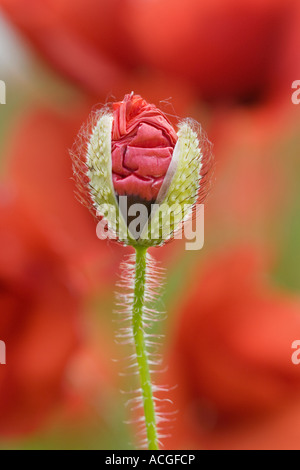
[[71, 93, 212, 247]]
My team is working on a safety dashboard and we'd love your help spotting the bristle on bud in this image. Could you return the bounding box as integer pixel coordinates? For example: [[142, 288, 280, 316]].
[[70, 94, 213, 247]]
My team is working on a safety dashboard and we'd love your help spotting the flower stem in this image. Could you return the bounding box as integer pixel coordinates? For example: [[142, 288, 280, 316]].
[[132, 246, 159, 450]]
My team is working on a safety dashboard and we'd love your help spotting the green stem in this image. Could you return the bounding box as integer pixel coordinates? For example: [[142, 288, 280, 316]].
[[132, 246, 159, 450]]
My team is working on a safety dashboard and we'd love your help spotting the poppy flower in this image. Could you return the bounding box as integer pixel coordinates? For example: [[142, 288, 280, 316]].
[[1, 0, 298, 104], [271, 0, 300, 100], [0, 0, 193, 110], [124, 0, 298, 103], [4, 104, 126, 290], [0, 0, 132, 95], [163, 247, 300, 450], [0, 104, 129, 434], [206, 102, 294, 238], [71, 93, 212, 246], [0, 186, 82, 436], [111, 94, 178, 202]]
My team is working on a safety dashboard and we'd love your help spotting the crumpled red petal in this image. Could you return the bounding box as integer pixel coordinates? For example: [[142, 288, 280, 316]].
[[111, 94, 177, 201]]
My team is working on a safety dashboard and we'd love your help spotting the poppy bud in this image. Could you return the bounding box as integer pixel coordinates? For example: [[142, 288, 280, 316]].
[[71, 93, 212, 247]]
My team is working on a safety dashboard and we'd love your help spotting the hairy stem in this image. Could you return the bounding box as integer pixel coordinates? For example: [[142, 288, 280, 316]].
[[132, 246, 159, 450]]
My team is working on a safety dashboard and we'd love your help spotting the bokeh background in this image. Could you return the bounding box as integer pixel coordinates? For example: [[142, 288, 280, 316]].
[[0, 0, 300, 450]]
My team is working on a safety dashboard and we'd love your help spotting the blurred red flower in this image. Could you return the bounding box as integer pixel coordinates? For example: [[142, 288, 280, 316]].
[[272, 0, 300, 97], [0, 103, 130, 437], [5, 104, 126, 291], [124, 0, 298, 103], [2, 0, 298, 104], [0, 0, 194, 113], [0, 186, 82, 436], [163, 247, 300, 449], [0, 0, 131, 95], [207, 102, 294, 237]]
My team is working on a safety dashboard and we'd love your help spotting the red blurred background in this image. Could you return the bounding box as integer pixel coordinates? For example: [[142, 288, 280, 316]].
[[0, 0, 300, 450]]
